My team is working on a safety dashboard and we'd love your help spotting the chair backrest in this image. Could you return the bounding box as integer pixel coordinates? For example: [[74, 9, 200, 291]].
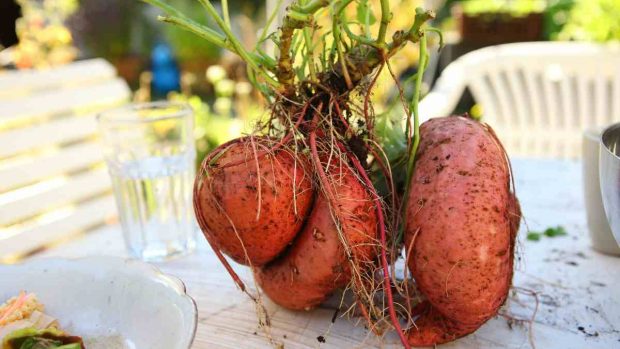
[[422, 42, 620, 158], [0, 59, 130, 261]]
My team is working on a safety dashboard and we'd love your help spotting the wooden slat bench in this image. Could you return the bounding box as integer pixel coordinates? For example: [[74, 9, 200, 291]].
[[0, 59, 130, 261]]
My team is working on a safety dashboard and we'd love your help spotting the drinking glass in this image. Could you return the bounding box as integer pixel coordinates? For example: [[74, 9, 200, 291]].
[[98, 101, 196, 261], [599, 122, 620, 247]]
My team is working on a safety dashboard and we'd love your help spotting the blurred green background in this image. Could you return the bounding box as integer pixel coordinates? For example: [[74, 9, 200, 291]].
[[2, 0, 619, 165]]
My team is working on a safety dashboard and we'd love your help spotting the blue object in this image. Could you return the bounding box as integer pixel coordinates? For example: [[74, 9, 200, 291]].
[[151, 42, 181, 97]]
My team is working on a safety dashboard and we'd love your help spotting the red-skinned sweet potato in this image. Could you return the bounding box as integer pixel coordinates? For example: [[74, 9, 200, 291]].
[[194, 137, 314, 266], [256, 159, 378, 311], [405, 116, 520, 346]]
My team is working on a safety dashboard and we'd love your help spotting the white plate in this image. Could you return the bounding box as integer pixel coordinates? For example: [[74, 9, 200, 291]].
[[0, 256, 197, 349]]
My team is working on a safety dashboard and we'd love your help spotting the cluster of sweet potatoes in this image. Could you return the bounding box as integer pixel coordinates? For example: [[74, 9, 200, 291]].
[[194, 136, 378, 311], [193, 116, 520, 347]]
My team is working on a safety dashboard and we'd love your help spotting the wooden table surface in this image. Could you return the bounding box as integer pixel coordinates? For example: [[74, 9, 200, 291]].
[[35, 158, 620, 349]]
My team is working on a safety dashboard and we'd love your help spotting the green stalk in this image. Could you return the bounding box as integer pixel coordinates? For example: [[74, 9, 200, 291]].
[[142, 0, 229, 49], [386, 8, 434, 58], [258, 0, 283, 45], [303, 27, 317, 81], [294, 0, 329, 14], [247, 64, 272, 99], [252, 51, 277, 71], [334, 24, 352, 89], [424, 27, 445, 49], [332, 0, 356, 89], [320, 31, 329, 71], [364, 1, 372, 39], [408, 34, 426, 175], [222, 0, 231, 28], [291, 30, 305, 80], [275, 1, 326, 94], [255, 51, 276, 69], [299, 0, 315, 82], [333, 0, 356, 29], [342, 17, 379, 47], [323, 8, 432, 92], [289, 10, 313, 22], [157, 15, 229, 50], [197, 0, 280, 87], [159, 14, 276, 73], [141, 0, 185, 19], [377, 0, 390, 45], [398, 33, 427, 244]]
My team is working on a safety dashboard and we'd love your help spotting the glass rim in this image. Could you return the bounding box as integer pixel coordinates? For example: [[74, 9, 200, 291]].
[[97, 101, 192, 124]]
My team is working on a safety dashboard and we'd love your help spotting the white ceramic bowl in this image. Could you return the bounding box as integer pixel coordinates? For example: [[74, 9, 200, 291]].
[[0, 256, 197, 349]]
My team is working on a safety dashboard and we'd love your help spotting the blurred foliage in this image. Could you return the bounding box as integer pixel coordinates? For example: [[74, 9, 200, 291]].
[[69, 0, 155, 59], [558, 0, 620, 42], [436, 0, 548, 34], [69, 0, 265, 61], [436, 0, 619, 42], [161, 0, 221, 63], [372, 104, 408, 198], [543, 0, 575, 40], [13, 0, 78, 68], [67, 0, 267, 88], [460, 0, 546, 16], [163, 0, 266, 63], [167, 64, 264, 168]]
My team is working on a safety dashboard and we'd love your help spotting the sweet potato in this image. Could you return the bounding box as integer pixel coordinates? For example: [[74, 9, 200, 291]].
[[256, 160, 378, 311], [194, 137, 314, 266], [405, 116, 520, 346]]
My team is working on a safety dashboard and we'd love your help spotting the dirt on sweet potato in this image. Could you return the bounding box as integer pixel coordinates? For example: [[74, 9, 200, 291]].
[[194, 136, 314, 266], [405, 116, 520, 346], [256, 158, 378, 310]]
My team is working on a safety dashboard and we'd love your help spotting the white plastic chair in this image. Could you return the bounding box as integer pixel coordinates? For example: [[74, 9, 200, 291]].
[[419, 42, 620, 158], [0, 59, 130, 260]]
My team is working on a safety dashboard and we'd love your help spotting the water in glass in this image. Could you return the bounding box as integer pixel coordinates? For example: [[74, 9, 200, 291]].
[[98, 102, 197, 261]]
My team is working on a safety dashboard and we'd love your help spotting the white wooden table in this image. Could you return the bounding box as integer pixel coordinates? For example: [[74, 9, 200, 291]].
[[34, 158, 620, 348]]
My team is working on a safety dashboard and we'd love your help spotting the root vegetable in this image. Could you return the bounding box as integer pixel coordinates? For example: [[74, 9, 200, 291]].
[[194, 136, 314, 266], [405, 116, 520, 346], [256, 153, 378, 311], [147, 0, 522, 347]]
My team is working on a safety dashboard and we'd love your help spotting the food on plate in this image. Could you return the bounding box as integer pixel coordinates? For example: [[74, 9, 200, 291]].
[[0, 292, 84, 349]]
